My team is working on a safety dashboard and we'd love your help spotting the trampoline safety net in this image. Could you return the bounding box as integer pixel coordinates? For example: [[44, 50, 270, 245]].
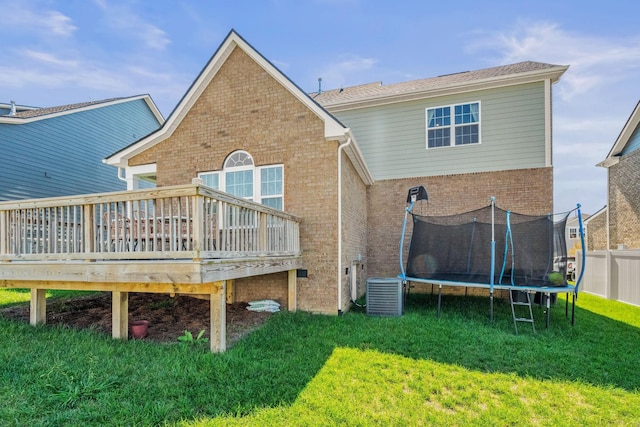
[[406, 205, 570, 287]]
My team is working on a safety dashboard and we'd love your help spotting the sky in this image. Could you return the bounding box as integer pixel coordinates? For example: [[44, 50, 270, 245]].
[[1, 0, 639, 215]]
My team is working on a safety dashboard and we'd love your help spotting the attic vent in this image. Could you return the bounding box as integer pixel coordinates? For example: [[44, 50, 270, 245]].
[[366, 278, 404, 316]]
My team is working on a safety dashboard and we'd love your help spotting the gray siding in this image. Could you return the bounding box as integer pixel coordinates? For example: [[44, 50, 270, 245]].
[[333, 82, 546, 180], [0, 99, 161, 201]]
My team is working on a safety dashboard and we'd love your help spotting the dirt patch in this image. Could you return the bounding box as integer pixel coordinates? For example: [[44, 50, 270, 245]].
[[0, 293, 273, 347]]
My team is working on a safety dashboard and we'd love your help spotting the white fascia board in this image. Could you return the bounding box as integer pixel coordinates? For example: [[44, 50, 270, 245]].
[[596, 157, 620, 168], [601, 100, 640, 163], [107, 31, 349, 168], [325, 66, 569, 112], [142, 96, 166, 124], [0, 95, 158, 125]]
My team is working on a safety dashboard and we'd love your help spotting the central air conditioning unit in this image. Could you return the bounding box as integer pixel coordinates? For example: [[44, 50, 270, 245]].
[[366, 277, 404, 316]]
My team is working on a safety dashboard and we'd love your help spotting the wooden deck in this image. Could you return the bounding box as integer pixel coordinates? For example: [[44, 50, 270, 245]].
[[0, 183, 302, 352]]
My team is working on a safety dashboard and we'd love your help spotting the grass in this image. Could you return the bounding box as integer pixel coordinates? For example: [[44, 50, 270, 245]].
[[1, 288, 639, 426]]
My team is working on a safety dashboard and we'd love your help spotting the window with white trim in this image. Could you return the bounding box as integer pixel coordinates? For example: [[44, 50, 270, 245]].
[[198, 150, 284, 210], [426, 102, 480, 148], [569, 227, 578, 239]]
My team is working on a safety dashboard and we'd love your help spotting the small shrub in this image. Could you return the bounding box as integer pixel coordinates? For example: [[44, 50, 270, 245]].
[[177, 329, 209, 347]]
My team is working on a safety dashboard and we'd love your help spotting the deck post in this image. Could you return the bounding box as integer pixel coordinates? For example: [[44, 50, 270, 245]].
[[288, 269, 297, 312], [210, 281, 226, 353], [30, 288, 47, 325], [112, 291, 129, 339], [259, 212, 267, 251], [83, 204, 95, 255], [191, 190, 204, 255], [225, 279, 235, 304], [0, 210, 8, 256]]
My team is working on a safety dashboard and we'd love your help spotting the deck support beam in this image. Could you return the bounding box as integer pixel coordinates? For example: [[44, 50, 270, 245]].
[[30, 288, 46, 325], [288, 269, 297, 312], [112, 291, 129, 339], [225, 279, 235, 303], [210, 281, 226, 353]]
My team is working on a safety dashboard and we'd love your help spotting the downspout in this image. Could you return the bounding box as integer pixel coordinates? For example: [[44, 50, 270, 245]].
[[337, 137, 352, 315], [117, 167, 127, 183]]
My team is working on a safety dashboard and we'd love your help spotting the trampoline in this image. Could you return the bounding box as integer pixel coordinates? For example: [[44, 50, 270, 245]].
[[398, 186, 586, 330]]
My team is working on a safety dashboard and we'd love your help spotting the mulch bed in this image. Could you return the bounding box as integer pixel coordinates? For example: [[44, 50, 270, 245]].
[[0, 292, 273, 347]]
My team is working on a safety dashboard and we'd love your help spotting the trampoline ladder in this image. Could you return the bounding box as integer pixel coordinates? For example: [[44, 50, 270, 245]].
[[509, 290, 536, 335]]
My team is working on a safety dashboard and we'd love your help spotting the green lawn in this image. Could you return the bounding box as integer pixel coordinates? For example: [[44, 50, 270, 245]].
[[1, 288, 639, 426]]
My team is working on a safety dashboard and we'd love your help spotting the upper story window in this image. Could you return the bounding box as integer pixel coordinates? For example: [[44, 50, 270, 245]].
[[426, 102, 480, 149], [569, 227, 578, 239], [198, 150, 284, 210]]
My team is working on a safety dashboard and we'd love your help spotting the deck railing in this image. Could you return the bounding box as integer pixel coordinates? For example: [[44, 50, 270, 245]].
[[0, 183, 301, 261]]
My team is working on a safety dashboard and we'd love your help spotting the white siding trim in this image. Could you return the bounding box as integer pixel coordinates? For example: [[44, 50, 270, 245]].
[[124, 163, 157, 190]]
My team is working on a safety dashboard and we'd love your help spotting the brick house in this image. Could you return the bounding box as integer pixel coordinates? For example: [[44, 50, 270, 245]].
[[595, 100, 640, 250], [105, 30, 568, 312], [105, 30, 373, 315]]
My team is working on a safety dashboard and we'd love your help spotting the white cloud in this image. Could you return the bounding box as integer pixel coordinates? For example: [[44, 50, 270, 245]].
[[271, 59, 290, 72], [22, 50, 79, 68], [469, 21, 640, 101], [317, 54, 378, 89], [93, 0, 170, 50], [0, 3, 76, 36]]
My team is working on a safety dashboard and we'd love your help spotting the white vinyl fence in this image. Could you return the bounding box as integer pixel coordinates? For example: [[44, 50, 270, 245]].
[[578, 249, 640, 306]]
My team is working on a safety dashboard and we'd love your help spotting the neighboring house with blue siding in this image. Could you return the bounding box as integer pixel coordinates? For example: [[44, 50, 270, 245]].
[[313, 61, 568, 278], [0, 102, 38, 116], [596, 100, 640, 249], [0, 96, 163, 201]]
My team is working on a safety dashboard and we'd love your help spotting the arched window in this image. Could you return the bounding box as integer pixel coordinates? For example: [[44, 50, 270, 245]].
[[223, 151, 254, 200], [198, 150, 283, 210]]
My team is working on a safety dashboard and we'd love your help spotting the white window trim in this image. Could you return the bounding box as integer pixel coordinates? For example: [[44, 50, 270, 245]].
[[426, 100, 482, 149], [198, 171, 220, 189], [568, 227, 578, 239], [258, 165, 285, 210], [197, 153, 284, 210]]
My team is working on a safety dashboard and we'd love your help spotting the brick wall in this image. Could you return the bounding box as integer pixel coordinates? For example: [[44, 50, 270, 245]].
[[609, 149, 640, 249], [366, 167, 554, 287], [129, 46, 343, 313], [586, 210, 607, 251], [340, 149, 368, 312]]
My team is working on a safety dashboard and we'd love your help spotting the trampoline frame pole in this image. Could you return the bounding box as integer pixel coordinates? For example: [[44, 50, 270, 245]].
[[399, 202, 414, 281], [490, 197, 495, 324]]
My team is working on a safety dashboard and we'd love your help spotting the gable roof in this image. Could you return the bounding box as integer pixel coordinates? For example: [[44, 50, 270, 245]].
[[105, 30, 372, 184], [313, 61, 568, 111], [0, 95, 164, 124], [597, 100, 640, 168]]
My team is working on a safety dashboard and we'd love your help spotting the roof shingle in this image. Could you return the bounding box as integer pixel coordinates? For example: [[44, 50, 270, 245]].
[[2, 98, 126, 119], [311, 61, 566, 107]]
